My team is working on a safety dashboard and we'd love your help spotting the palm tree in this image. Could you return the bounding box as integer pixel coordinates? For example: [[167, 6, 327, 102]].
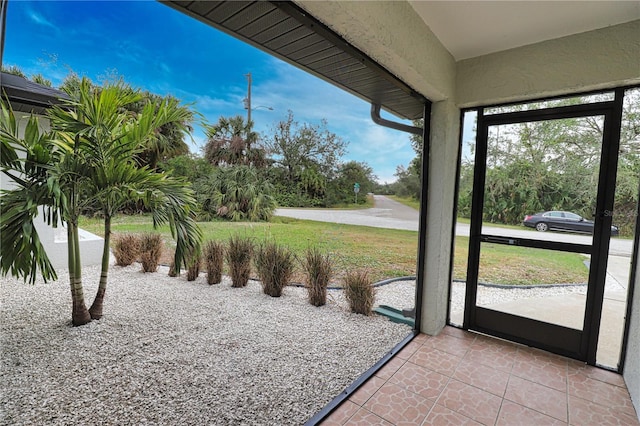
[[1, 79, 202, 325], [0, 101, 91, 324], [203, 166, 277, 221], [203, 115, 266, 167], [0, 104, 63, 285], [51, 79, 202, 321], [129, 92, 194, 170]]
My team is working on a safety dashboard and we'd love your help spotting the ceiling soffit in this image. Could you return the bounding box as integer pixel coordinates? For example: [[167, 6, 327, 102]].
[[163, 1, 428, 120]]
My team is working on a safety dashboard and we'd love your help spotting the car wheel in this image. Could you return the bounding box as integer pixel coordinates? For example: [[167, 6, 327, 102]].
[[535, 222, 549, 232]]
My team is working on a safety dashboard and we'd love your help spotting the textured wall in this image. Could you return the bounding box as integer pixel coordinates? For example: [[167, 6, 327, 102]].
[[456, 20, 640, 107]]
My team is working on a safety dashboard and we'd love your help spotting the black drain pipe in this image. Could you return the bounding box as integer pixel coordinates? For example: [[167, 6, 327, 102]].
[[370, 102, 430, 333], [370, 103, 423, 135]]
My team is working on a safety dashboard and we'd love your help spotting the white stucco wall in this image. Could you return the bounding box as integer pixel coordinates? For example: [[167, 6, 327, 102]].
[[1, 112, 103, 270], [456, 20, 640, 107]]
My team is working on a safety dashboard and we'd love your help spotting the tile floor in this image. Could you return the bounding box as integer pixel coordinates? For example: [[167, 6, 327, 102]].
[[320, 326, 639, 426]]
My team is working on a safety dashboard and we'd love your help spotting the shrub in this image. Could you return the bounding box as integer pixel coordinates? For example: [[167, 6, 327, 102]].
[[254, 242, 295, 297], [302, 247, 332, 306], [113, 233, 140, 266], [203, 240, 224, 285], [226, 235, 253, 288], [186, 250, 201, 281], [140, 233, 163, 273], [343, 270, 376, 315]]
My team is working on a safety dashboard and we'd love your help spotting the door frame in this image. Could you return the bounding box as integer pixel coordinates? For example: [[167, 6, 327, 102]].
[[462, 90, 625, 364]]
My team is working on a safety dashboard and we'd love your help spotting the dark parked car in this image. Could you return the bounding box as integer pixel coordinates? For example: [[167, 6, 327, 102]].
[[523, 211, 619, 236]]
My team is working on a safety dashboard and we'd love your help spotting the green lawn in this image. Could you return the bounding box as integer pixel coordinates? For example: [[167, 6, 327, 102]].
[[81, 215, 589, 285], [452, 236, 589, 285], [80, 215, 419, 283]]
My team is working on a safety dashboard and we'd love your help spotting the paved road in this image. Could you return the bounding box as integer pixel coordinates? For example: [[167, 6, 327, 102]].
[[275, 195, 633, 257]]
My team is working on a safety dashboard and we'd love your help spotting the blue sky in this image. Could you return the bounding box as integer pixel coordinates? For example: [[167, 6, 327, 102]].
[[3, 0, 417, 183]]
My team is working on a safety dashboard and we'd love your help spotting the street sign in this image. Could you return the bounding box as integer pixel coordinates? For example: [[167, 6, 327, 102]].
[[354, 183, 360, 203]]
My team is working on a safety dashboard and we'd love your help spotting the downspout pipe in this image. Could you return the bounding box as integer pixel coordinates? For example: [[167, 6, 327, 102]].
[[370, 102, 430, 335], [370, 103, 423, 135]]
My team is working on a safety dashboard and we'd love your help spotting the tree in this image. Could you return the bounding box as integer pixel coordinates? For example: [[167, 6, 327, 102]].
[[198, 166, 276, 221], [203, 115, 266, 167], [0, 107, 63, 286], [392, 165, 421, 200], [389, 119, 423, 200], [264, 110, 346, 206], [326, 161, 377, 205], [129, 92, 193, 170], [483, 114, 604, 224], [60, 73, 194, 170], [265, 110, 346, 181], [160, 153, 215, 184], [1, 65, 26, 78], [31, 74, 53, 87], [0, 79, 202, 325]]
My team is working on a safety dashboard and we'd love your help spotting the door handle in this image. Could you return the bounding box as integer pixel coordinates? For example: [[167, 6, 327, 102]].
[[482, 236, 519, 245]]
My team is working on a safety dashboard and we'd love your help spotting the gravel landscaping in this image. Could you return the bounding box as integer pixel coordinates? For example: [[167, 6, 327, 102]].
[[0, 264, 411, 426]]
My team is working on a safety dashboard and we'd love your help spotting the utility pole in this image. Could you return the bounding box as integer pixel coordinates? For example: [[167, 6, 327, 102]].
[[244, 72, 252, 126]]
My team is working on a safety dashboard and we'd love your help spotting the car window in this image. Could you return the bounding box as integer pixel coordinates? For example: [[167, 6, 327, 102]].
[[565, 213, 582, 220], [547, 212, 563, 218]]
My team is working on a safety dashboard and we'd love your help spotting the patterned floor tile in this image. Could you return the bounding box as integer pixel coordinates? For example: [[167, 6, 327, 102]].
[[567, 361, 627, 388], [321, 401, 360, 426], [412, 333, 431, 345], [453, 359, 510, 397], [388, 360, 449, 400], [422, 403, 483, 425], [363, 382, 434, 426], [343, 408, 393, 426], [317, 327, 639, 426], [441, 326, 477, 341], [408, 345, 463, 377], [511, 348, 568, 392], [568, 395, 640, 426], [567, 373, 637, 418], [504, 375, 568, 422], [395, 339, 423, 360], [425, 331, 476, 358], [375, 356, 406, 381], [464, 338, 519, 373], [349, 376, 386, 406], [496, 400, 567, 426], [437, 378, 502, 425]]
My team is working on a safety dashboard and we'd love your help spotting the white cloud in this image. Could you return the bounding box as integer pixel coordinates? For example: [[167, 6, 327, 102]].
[[28, 10, 57, 31]]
